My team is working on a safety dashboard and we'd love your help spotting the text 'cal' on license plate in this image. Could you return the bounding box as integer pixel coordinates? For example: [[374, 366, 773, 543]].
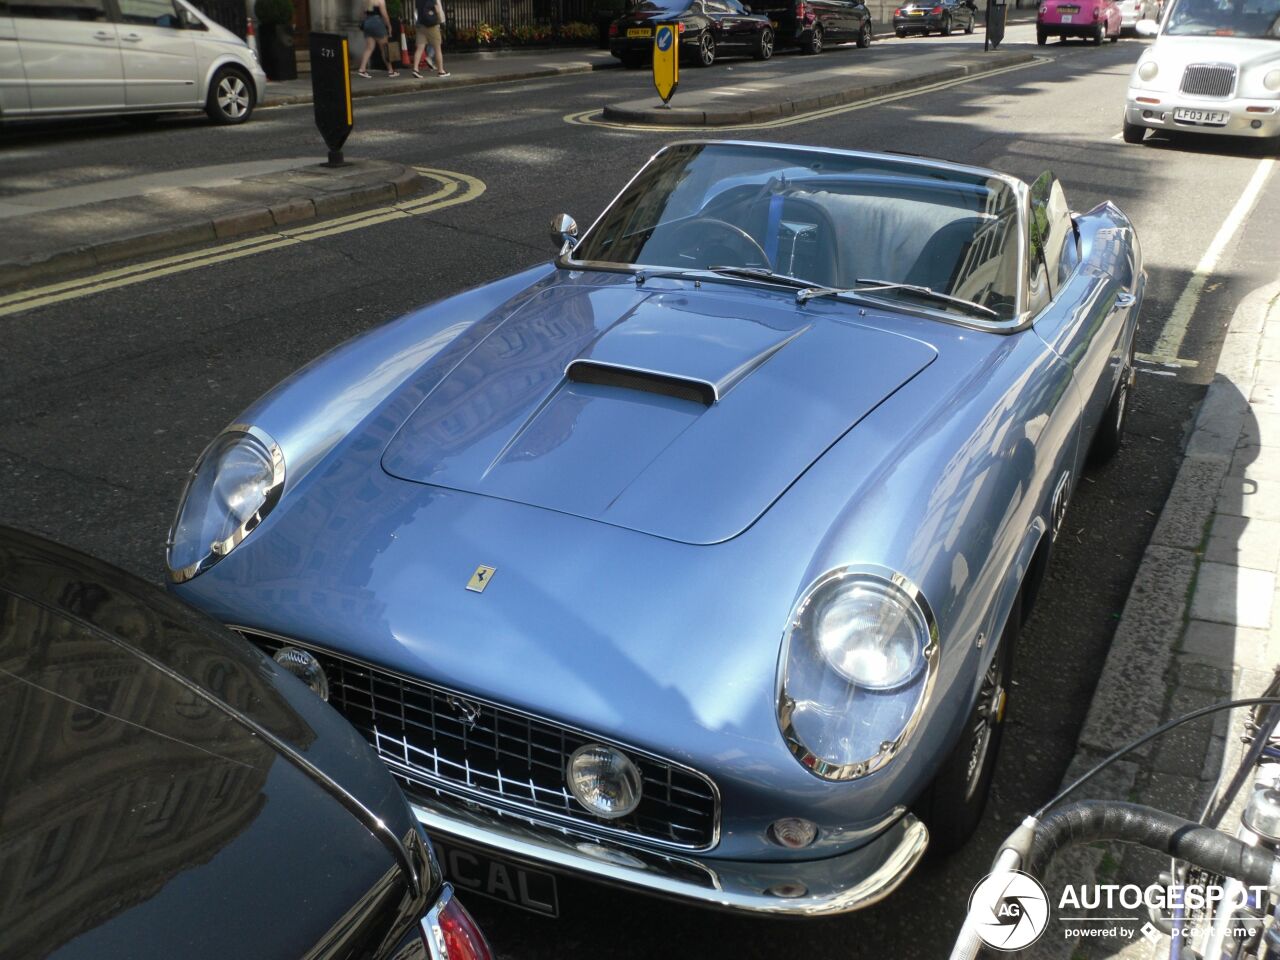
[[433, 838, 560, 917], [627, 26, 652, 36]]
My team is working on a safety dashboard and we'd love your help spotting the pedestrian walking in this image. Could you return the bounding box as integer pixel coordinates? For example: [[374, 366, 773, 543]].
[[357, 0, 399, 78], [411, 0, 450, 78]]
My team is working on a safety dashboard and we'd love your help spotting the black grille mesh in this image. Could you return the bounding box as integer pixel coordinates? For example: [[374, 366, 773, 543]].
[[242, 632, 719, 850]]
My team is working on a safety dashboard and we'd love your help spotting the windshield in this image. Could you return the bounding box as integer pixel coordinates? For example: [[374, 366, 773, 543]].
[[628, 0, 693, 11], [572, 142, 1023, 322], [1163, 0, 1280, 37]]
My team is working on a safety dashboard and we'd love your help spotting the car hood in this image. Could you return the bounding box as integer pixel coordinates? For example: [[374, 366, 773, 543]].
[[0, 588, 396, 960], [380, 283, 937, 544]]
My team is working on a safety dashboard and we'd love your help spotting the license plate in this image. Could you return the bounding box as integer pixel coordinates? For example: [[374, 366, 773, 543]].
[[1174, 107, 1228, 124], [627, 26, 652, 37], [908, 10, 923, 14], [1060, 14, 1072, 20], [433, 838, 559, 917]]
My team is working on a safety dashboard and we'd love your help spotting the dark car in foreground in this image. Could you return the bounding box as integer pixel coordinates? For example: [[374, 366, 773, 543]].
[[0, 526, 491, 960], [610, 0, 775, 66], [892, 0, 977, 35], [756, 0, 874, 52]]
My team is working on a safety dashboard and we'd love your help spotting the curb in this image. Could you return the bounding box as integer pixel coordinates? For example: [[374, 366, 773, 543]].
[[1031, 280, 1280, 959], [0, 166, 425, 292], [262, 59, 620, 108], [600, 51, 1036, 126]]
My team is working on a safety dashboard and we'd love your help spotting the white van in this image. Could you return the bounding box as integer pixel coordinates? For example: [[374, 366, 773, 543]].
[[0, 0, 267, 125]]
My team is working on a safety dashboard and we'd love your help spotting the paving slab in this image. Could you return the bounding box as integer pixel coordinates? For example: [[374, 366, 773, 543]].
[[0, 158, 423, 291], [601, 47, 1037, 126]]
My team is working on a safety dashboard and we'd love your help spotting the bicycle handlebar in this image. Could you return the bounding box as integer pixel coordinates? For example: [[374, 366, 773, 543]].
[[949, 801, 1280, 960]]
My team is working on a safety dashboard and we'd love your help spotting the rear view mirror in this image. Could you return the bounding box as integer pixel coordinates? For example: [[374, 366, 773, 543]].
[[550, 213, 579, 253], [1134, 18, 1158, 34]]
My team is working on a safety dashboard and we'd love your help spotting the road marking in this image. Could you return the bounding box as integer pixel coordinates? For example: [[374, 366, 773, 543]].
[[0, 167, 486, 319], [1146, 157, 1275, 364], [564, 57, 1049, 131]]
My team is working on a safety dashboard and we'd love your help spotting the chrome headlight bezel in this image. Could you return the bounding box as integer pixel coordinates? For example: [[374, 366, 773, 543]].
[[166, 423, 285, 583], [776, 565, 940, 782]]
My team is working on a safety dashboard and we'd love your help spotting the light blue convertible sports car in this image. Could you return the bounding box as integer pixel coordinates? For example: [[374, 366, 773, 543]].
[[167, 141, 1143, 918]]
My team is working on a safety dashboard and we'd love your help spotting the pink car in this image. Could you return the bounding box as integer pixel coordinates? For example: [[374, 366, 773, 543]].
[[1038, 0, 1122, 42]]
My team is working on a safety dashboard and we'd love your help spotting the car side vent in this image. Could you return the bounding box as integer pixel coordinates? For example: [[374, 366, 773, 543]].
[[565, 359, 717, 406]]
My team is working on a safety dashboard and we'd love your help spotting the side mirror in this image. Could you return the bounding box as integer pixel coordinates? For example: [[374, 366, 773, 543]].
[[550, 213, 579, 253], [1134, 17, 1158, 34]]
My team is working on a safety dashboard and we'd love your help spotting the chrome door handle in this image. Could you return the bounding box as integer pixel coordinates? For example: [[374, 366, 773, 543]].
[[93, 30, 115, 39], [1113, 292, 1137, 310], [121, 32, 143, 41]]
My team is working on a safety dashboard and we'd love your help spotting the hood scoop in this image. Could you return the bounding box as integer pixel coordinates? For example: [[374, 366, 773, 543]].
[[381, 286, 937, 544], [565, 360, 717, 406]]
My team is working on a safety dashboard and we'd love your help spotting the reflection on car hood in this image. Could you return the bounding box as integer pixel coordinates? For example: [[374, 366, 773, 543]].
[[0, 589, 391, 960], [380, 283, 936, 544]]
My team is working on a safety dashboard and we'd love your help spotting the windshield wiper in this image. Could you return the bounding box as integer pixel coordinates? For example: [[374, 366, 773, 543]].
[[705, 265, 814, 288], [796, 277, 1000, 320], [635, 265, 814, 289]]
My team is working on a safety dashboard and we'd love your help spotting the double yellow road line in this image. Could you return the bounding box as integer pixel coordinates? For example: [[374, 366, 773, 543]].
[[0, 166, 485, 320]]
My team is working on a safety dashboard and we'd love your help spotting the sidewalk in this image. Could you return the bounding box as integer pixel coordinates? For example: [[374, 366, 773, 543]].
[[0, 159, 424, 290], [261, 47, 620, 108], [1036, 280, 1280, 959]]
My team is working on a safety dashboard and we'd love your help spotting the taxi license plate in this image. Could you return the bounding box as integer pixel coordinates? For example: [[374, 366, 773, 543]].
[[1060, 13, 1073, 20], [434, 838, 560, 917], [1174, 107, 1229, 124], [627, 26, 652, 37]]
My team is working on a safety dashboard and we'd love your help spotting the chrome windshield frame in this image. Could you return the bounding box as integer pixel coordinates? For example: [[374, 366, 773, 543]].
[[555, 139, 1036, 334]]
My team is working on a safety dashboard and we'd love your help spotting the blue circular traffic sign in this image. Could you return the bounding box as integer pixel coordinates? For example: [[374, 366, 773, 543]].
[[657, 25, 673, 50]]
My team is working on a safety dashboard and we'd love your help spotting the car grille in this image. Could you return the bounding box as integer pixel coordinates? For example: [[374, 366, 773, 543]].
[[1180, 64, 1236, 98], [241, 631, 720, 851]]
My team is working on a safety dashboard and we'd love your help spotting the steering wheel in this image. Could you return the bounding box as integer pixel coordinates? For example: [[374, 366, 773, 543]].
[[667, 217, 771, 270]]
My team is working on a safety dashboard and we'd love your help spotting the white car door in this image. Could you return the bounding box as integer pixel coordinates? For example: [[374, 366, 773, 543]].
[[0, 9, 32, 114], [10, 0, 125, 112], [115, 0, 197, 107]]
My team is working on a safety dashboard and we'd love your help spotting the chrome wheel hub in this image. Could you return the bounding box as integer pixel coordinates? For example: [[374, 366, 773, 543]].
[[964, 655, 1006, 801]]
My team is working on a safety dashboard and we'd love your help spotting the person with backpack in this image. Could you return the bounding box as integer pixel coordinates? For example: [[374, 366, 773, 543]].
[[411, 0, 450, 78]]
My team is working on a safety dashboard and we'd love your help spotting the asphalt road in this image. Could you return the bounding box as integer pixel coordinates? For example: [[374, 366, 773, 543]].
[[2, 22, 1279, 960]]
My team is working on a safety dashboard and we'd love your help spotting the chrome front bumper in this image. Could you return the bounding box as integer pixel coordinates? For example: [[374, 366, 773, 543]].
[[1126, 94, 1280, 138], [410, 791, 930, 917]]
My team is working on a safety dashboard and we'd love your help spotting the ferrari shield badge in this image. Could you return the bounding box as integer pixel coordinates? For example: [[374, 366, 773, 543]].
[[466, 565, 496, 593]]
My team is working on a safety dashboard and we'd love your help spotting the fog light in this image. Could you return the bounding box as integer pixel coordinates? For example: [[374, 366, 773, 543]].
[[769, 817, 819, 848], [767, 882, 808, 898], [1142, 110, 1154, 119], [273, 646, 329, 701], [567, 744, 642, 818]]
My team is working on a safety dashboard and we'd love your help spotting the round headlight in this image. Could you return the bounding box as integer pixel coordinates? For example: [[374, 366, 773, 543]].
[[1137, 60, 1158, 82], [812, 579, 928, 689], [566, 744, 642, 819], [168, 426, 284, 581], [273, 646, 330, 701], [1265, 70, 1280, 92]]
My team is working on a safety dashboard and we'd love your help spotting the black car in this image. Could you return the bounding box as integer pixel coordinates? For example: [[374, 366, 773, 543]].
[[892, 0, 977, 35], [609, 0, 775, 67], [0, 526, 491, 960], [754, 0, 873, 53]]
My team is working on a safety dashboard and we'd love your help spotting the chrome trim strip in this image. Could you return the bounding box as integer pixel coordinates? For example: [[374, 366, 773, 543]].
[[410, 792, 931, 917], [775, 564, 941, 782], [166, 423, 285, 584], [231, 626, 723, 853], [554, 140, 1034, 333]]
